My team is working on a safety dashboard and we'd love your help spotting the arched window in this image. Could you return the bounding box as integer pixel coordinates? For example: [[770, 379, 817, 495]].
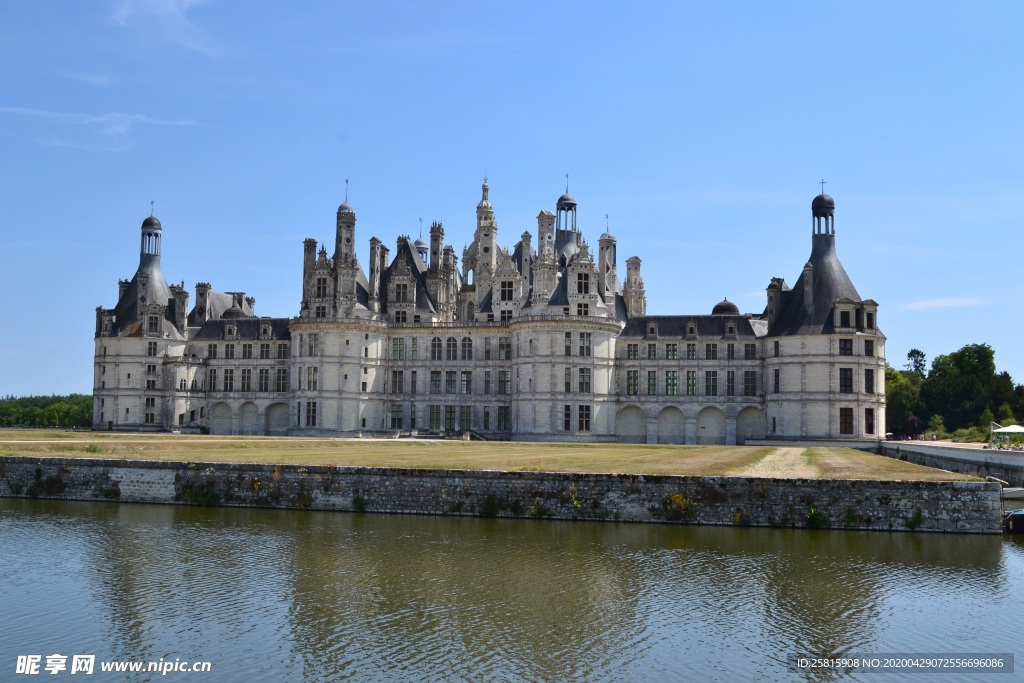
[[179, 379, 187, 391], [461, 337, 473, 360], [191, 379, 198, 391], [446, 337, 458, 361], [431, 337, 443, 361]]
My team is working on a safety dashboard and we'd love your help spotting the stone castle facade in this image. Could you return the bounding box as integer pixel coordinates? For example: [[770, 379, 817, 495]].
[[93, 180, 886, 443]]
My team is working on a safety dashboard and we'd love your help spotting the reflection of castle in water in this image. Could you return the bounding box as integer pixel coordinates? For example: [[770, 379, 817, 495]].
[[94, 182, 885, 444]]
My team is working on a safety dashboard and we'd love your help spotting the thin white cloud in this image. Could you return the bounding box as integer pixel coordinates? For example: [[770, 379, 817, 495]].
[[109, 0, 220, 55], [903, 297, 985, 311], [0, 106, 200, 151]]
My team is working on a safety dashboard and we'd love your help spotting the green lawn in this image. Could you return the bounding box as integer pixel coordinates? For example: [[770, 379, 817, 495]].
[[0, 429, 974, 481]]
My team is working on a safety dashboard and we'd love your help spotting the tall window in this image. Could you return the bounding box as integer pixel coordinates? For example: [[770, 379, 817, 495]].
[[579, 368, 592, 394], [727, 343, 735, 360], [839, 407, 854, 435], [315, 277, 327, 298], [459, 405, 472, 430], [208, 369, 217, 392], [461, 337, 473, 360], [497, 406, 511, 431], [411, 337, 418, 359], [394, 283, 409, 302], [393, 338, 405, 360], [627, 343, 639, 360], [305, 401, 317, 427], [577, 273, 590, 294], [446, 337, 458, 361], [315, 305, 327, 318], [563, 405, 572, 431], [429, 405, 442, 430], [773, 369, 780, 393], [391, 370, 405, 394], [390, 404, 403, 429], [260, 343, 271, 359], [275, 368, 288, 392], [484, 371, 491, 395], [666, 343, 678, 360], [500, 281, 514, 301], [865, 408, 875, 435], [431, 337, 443, 360], [666, 371, 678, 396], [840, 310, 851, 328], [705, 371, 718, 396], [579, 333, 592, 357], [647, 343, 657, 360], [225, 344, 235, 360], [223, 369, 234, 392], [484, 338, 491, 360], [865, 369, 875, 394], [576, 303, 589, 316], [307, 334, 320, 356], [240, 368, 252, 392], [565, 367, 572, 393], [686, 371, 696, 396], [207, 343, 217, 359], [743, 371, 757, 396], [839, 368, 853, 393], [445, 371, 456, 394], [410, 371, 417, 394], [578, 405, 591, 431], [498, 337, 512, 360], [460, 371, 472, 394], [686, 343, 697, 360], [706, 343, 718, 360], [839, 339, 853, 356], [866, 312, 875, 329], [430, 371, 441, 394], [726, 370, 735, 396], [865, 340, 874, 356], [277, 343, 289, 359], [647, 370, 657, 395], [147, 341, 158, 357], [627, 370, 639, 395], [444, 406, 456, 431], [306, 366, 318, 391], [242, 343, 253, 359], [744, 343, 757, 360], [774, 341, 780, 357], [498, 371, 511, 395]]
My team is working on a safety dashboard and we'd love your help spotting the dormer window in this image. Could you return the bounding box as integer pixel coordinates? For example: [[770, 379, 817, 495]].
[[315, 277, 327, 298], [839, 311, 851, 328], [226, 325, 235, 337], [500, 281, 514, 302], [577, 273, 590, 294], [866, 312, 875, 329]]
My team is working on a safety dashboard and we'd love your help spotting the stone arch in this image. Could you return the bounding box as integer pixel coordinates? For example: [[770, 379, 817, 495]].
[[266, 402, 289, 435], [239, 402, 259, 435], [656, 406, 685, 444], [210, 401, 233, 435], [697, 406, 726, 445], [735, 407, 765, 445], [616, 405, 646, 443]]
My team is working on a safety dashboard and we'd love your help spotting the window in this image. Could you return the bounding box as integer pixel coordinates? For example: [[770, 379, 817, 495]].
[[430, 371, 441, 394], [666, 343, 678, 360], [484, 371, 491, 395], [565, 332, 573, 356], [839, 407, 854, 435], [774, 341, 780, 357], [147, 315, 160, 334], [576, 303, 589, 316], [865, 408, 875, 435], [460, 371, 472, 394], [565, 367, 572, 393], [726, 370, 735, 396], [727, 343, 735, 360], [315, 305, 327, 318], [744, 343, 757, 360], [500, 281, 514, 301], [578, 405, 591, 431], [315, 277, 328, 298], [627, 343, 639, 360], [224, 344, 235, 360], [865, 340, 874, 356], [705, 371, 718, 396], [459, 405, 472, 430], [647, 370, 657, 395], [461, 337, 473, 360], [577, 272, 590, 294], [410, 371, 417, 394], [840, 368, 853, 393], [257, 368, 269, 392], [484, 338, 491, 360], [627, 370, 639, 395], [391, 370, 404, 394], [240, 368, 252, 392], [483, 407, 490, 430], [306, 366, 318, 391], [743, 371, 757, 396], [683, 370, 694, 395], [392, 338, 405, 360], [209, 369, 217, 391], [277, 343, 289, 359], [259, 343, 271, 359], [224, 369, 234, 392], [411, 337, 418, 359], [579, 368, 592, 394], [706, 343, 718, 360], [429, 405, 442, 430], [444, 406, 456, 431], [563, 405, 572, 431], [686, 343, 697, 360], [498, 337, 512, 360], [305, 401, 317, 427], [579, 332, 592, 357], [773, 369, 780, 393], [431, 337, 443, 360], [409, 403, 417, 430], [445, 371, 457, 394], [647, 343, 657, 360], [242, 343, 253, 359], [666, 371, 678, 396], [840, 310, 851, 328], [207, 343, 217, 359], [865, 369, 875, 394], [394, 282, 409, 303], [147, 341, 158, 357], [147, 364, 157, 375], [498, 371, 511, 395], [275, 368, 288, 392], [146, 379, 157, 390], [866, 312, 875, 330], [446, 337, 458, 361], [390, 404, 403, 429], [497, 406, 511, 431], [839, 339, 853, 356]]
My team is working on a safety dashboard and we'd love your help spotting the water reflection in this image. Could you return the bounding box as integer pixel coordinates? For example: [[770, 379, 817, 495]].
[[0, 499, 1018, 682]]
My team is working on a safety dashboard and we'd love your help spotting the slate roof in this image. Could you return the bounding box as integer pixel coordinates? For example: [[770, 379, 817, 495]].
[[192, 317, 291, 341], [769, 233, 862, 336], [620, 314, 766, 339]]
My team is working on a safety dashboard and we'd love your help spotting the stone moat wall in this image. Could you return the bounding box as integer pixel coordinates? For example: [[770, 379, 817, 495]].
[[0, 456, 1002, 534]]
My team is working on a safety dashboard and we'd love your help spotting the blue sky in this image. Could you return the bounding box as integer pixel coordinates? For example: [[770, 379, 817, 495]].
[[2, 1, 1022, 396]]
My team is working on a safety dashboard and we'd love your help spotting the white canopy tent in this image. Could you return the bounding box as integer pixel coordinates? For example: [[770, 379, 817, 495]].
[[991, 423, 1024, 448], [994, 425, 1024, 433]]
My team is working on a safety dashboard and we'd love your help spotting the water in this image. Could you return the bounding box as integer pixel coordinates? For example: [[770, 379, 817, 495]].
[[2, 498, 1022, 682]]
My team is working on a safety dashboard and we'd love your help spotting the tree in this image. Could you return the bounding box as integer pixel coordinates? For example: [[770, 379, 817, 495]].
[[920, 343, 998, 431], [926, 414, 946, 438], [906, 348, 927, 379], [885, 364, 922, 436]]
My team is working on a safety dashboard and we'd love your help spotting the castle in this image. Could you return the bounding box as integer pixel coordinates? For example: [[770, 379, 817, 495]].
[[93, 180, 886, 443]]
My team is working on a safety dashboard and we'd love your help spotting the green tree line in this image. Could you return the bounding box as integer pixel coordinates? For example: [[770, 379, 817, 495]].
[[0, 394, 93, 428], [886, 343, 1024, 439]]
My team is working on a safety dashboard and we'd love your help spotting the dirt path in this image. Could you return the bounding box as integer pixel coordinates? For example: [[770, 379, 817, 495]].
[[736, 447, 818, 479]]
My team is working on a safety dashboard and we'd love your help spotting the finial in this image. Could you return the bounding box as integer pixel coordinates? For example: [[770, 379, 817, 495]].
[[819, 178, 826, 194], [419, 217, 423, 238], [150, 200, 154, 217], [605, 213, 609, 229], [345, 178, 349, 201], [565, 173, 569, 193]]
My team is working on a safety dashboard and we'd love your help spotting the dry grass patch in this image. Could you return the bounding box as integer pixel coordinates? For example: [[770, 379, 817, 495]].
[[0, 430, 976, 480]]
